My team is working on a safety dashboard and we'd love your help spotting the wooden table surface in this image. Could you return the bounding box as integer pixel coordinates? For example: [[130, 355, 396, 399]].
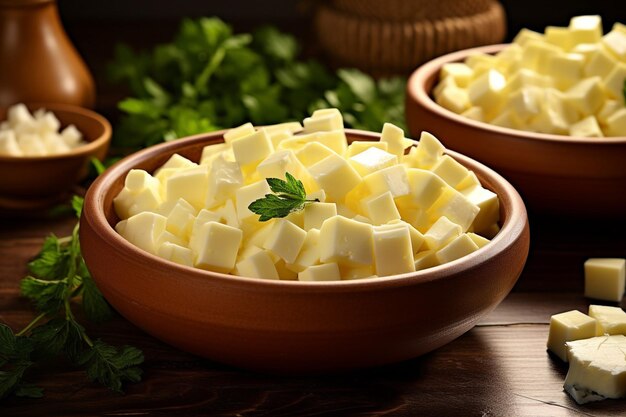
[[1, 210, 625, 416]]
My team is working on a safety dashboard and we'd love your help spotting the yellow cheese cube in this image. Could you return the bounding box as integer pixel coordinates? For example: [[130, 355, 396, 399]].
[[588, 305, 626, 335], [571, 42, 601, 60], [387, 219, 426, 253], [521, 40, 561, 73], [274, 258, 298, 280], [466, 232, 490, 248], [455, 170, 481, 192], [349, 147, 398, 177], [165, 198, 197, 239], [463, 185, 500, 235], [411, 131, 445, 170], [396, 168, 447, 210], [303, 108, 343, 133], [361, 164, 410, 200], [565, 76, 605, 116], [308, 153, 362, 202], [156, 229, 186, 248], [214, 199, 240, 229], [156, 154, 197, 173], [503, 87, 543, 121], [436, 86, 471, 114], [584, 258, 626, 302], [604, 63, 626, 102], [440, 62, 474, 87], [223, 122, 255, 143], [494, 44, 523, 76], [372, 223, 415, 276], [231, 129, 274, 169], [424, 216, 462, 250], [263, 219, 307, 264], [205, 155, 243, 208], [235, 179, 272, 224], [490, 109, 523, 129], [290, 228, 321, 271], [303, 202, 337, 231], [545, 26, 575, 51], [435, 233, 479, 264], [503, 68, 553, 94], [256, 149, 307, 182], [427, 188, 480, 232], [602, 29, 626, 60], [362, 191, 401, 225], [431, 155, 470, 188], [319, 215, 373, 267], [298, 262, 341, 281], [468, 69, 506, 116], [165, 165, 209, 210], [189, 209, 221, 249], [264, 121, 302, 134], [124, 169, 160, 194], [545, 53, 585, 90], [585, 47, 618, 78], [341, 265, 375, 280], [294, 142, 336, 167], [414, 250, 440, 270], [569, 115, 604, 138], [597, 100, 621, 125], [512, 28, 544, 46], [352, 214, 373, 224], [157, 242, 193, 267], [191, 221, 242, 273], [118, 211, 167, 255], [569, 15, 603, 44], [433, 76, 458, 100], [235, 250, 279, 280], [606, 109, 626, 136], [346, 140, 388, 157], [266, 130, 292, 149], [529, 89, 577, 134], [244, 220, 275, 247], [381, 123, 413, 156], [547, 310, 597, 362], [460, 106, 485, 122], [283, 131, 348, 156]]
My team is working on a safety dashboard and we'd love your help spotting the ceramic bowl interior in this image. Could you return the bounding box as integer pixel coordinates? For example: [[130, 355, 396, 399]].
[[405, 44, 626, 216], [0, 102, 111, 209], [80, 129, 530, 373]]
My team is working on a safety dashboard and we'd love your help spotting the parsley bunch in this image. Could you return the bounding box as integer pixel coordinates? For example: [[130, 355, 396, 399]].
[[0, 197, 144, 400], [108, 17, 406, 150]]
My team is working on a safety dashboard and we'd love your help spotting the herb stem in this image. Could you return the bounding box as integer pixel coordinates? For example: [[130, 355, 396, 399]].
[[16, 312, 46, 337]]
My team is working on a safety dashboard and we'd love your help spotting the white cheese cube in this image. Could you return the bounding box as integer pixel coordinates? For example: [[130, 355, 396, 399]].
[[266, 130, 292, 149], [564, 335, 626, 404], [0, 130, 22, 156], [603, 63, 626, 102], [191, 221, 242, 273], [349, 147, 397, 177], [362, 191, 401, 225], [125, 169, 160, 193], [205, 155, 243, 208], [436, 86, 471, 114], [231, 128, 274, 170], [235, 250, 279, 280], [431, 155, 470, 188], [584, 258, 626, 302], [319, 215, 373, 267], [308, 153, 361, 202], [7, 103, 35, 128], [157, 242, 193, 267], [346, 141, 388, 157], [440, 63, 474, 87], [427, 188, 480, 232], [41, 132, 70, 154], [435, 233, 479, 264], [303, 108, 343, 133], [36, 112, 60, 133], [60, 124, 82, 147], [372, 223, 415, 276], [165, 165, 209, 210], [298, 262, 341, 281], [588, 305, 626, 335], [17, 133, 46, 156], [362, 165, 410, 199], [118, 211, 167, 255], [414, 250, 440, 270], [569, 115, 604, 137], [304, 202, 337, 231], [463, 186, 500, 235], [223, 122, 255, 143], [569, 15, 603, 44], [380, 123, 412, 156], [263, 219, 307, 264], [547, 310, 598, 362], [423, 216, 462, 250], [606, 109, 626, 136], [494, 44, 523, 75]]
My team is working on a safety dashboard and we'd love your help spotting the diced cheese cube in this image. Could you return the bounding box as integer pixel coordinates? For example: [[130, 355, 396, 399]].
[[512, 28, 544, 46], [396, 168, 447, 210], [433, 76, 457, 100], [118, 211, 167, 255], [424, 216, 462, 250], [372, 223, 415, 276], [7, 103, 35, 127], [584, 258, 626, 302], [468, 70, 506, 118], [189, 209, 221, 253], [17, 133, 46, 156], [235, 250, 279, 280], [346, 141, 388, 157], [381, 123, 412, 156], [603, 63, 626, 102], [214, 199, 240, 229], [244, 220, 275, 247], [41, 132, 70, 154], [349, 147, 398, 176], [231, 128, 274, 169], [503, 87, 543, 121], [319, 215, 373, 267], [294, 142, 336, 167], [606, 108, 626, 136], [602, 29, 626, 60], [362, 164, 410, 199], [200, 143, 228, 165], [565, 76, 605, 116], [411, 131, 445, 170], [503, 69, 553, 94], [431, 155, 470, 188], [191, 221, 242, 273], [362, 191, 401, 225], [275, 259, 298, 280], [223, 122, 255, 143], [388, 219, 425, 253], [435, 86, 471, 114], [529, 89, 577, 134], [564, 335, 626, 404], [165, 198, 197, 239], [585, 47, 618, 78], [435, 233, 479, 264], [304, 202, 337, 231], [290, 228, 321, 271], [588, 305, 626, 335], [303, 108, 343, 133], [341, 265, 375, 280], [298, 262, 341, 281], [264, 121, 302, 135], [283, 131, 348, 156], [521, 40, 561, 73], [545, 53, 585, 89], [125, 169, 160, 194], [414, 250, 440, 270], [440, 63, 474, 87], [427, 188, 480, 232], [165, 165, 209, 210], [157, 154, 197, 173], [456, 170, 481, 192], [157, 242, 193, 267], [0, 130, 22, 156], [205, 155, 243, 208], [262, 219, 307, 264], [490, 109, 522, 129], [571, 42, 601, 59], [596, 100, 621, 125], [60, 124, 82, 147], [569, 15, 603, 44], [466, 232, 490, 248], [463, 186, 500, 235], [234, 179, 271, 225], [308, 153, 361, 202], [545, 26, 575, 51], [494, 44, 523, 75], [570, 115, 604, 137], [257, 149, 305, 179], [266, 130, 292, 149], [460, 106, 484, 122], [547, 310, 598, 362]]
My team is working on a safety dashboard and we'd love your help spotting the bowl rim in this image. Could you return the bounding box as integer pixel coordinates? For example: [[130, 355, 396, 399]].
[[82, 129, 528, 292], [0, 102, 112, 162], [407, 43, 626, 145]]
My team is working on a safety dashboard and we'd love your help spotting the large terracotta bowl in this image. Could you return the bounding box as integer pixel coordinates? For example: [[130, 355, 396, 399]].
[[406, 44, 626, 216], [80, 129, 529, 373], [0, 103, 110, 209]]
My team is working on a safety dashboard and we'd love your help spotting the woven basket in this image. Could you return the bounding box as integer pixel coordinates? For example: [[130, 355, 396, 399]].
[[333, 0, 494, 21], [314, 0, 506, 76]]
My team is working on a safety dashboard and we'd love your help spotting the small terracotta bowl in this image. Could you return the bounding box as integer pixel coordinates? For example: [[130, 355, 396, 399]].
[[0, 103, 111, 209], [406, 44, 626, 216], [80, 129, 529, 373]]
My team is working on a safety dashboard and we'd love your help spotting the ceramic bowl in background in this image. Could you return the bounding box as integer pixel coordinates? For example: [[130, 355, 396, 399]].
[[406, 44, 626, 216], [0, 103, 111, 210], [80, 129, 529, 373]]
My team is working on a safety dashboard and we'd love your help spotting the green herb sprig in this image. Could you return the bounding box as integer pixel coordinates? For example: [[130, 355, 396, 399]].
[[0, 197, 144, 400], [248, 172, 319, 221]]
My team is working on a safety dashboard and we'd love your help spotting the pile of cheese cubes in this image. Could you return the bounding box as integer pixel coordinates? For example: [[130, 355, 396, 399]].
[[113, 108, 500, 281], [0, 103, 84, 156], [434, 15, 626, 137]]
